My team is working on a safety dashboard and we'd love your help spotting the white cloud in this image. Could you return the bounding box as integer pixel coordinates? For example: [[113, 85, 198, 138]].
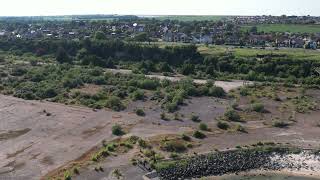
[[0, 0, 318, 16]]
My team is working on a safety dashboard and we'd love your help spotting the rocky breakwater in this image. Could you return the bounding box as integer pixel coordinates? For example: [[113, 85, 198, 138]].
[[155, 147, 320, 180]]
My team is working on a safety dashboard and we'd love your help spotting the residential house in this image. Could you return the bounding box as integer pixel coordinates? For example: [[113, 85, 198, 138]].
[[249, 34, 273, 46], [0, 31, 6, 36], [163, 31, 190, 43], [289, 38, 304, 48], [305, 40, 318, 49], [192, 34, 213, 44]]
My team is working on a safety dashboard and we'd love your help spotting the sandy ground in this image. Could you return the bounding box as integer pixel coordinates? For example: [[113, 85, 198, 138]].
[[1, 86, 319, 179], [0, 95, 142, 179]]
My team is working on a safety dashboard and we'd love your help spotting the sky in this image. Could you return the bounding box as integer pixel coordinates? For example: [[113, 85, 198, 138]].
[[0, 0, 319, 16]]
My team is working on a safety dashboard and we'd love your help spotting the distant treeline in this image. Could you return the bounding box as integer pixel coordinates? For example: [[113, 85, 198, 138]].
[[0, 38, 202, 66], [0, 38, 319, 85]]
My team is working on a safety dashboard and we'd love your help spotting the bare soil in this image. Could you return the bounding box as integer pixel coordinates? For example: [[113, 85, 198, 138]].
[[1, 86, 320, 180], [0, 95, 141, 179]]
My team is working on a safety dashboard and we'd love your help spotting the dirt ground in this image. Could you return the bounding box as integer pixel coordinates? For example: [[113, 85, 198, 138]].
[[0, 95, 142, 179], [1, 85, 320, 180]]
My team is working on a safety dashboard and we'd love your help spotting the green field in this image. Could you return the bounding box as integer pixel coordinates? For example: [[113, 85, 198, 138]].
[[198, 45, 320, 61], [241, 24, 320, 33], [145, 42, 320, 61], [151, 15, 231, 21]]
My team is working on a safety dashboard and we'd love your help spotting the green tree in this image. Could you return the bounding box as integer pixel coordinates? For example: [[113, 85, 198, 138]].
[[94, 31, 106, 40], [56, 47, 71, 64]]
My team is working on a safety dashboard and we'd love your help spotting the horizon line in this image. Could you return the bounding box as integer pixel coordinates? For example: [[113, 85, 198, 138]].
[[0, 14, 318, 18]]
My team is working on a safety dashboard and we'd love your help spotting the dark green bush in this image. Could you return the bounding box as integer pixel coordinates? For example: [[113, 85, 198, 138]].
[[191, 114, 201, 122], [208, 86, 226, 97], [161, 141, 187, 153], [252, 103, 265, 112], [135, 108, 145, 116], [272, 121, 290, 128], [181, 134, 191, 141], [199, 123, 209, 131], [193, 130, 206, 139], [130, 90, 144, 101], [112, 124, 124, 136], [217, 121, 230, 130], [224, 109, 241, 122], [106, 96, 125, 111]]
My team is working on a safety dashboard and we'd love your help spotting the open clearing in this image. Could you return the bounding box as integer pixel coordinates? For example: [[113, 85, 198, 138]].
[[0, 95, 142, 179], [1, 85, 320, 179], [241, 24, 320, 33]]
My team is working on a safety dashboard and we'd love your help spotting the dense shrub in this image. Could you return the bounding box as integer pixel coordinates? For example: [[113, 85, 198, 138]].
[[208, 86, 226, 97], [130, 90, 144, 101], [193, 130, 206, 139], [135, 108, 145, 116], [138, 79, 160, 90], [112, 124, 124, 136], [224, 109, 241, 122], [165, 102, 178, 113], [191, 115, 201, 122], [199, 123, 209, 131], [217, 121, 230, 130], [161, 141, 187, 153], [272, 121, 290, 128], [106, 96, 125, 111], [182, 134, 191, 141], [252, 103, 265, 112]]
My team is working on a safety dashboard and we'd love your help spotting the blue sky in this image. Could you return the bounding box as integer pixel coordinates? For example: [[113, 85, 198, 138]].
[[0, 0, 319, 16]]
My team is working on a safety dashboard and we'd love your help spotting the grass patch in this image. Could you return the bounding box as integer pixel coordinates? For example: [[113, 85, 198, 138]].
[[241, 24, 320, 33]]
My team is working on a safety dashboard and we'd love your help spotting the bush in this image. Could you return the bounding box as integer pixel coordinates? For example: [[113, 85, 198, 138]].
[[272, 121, 290, 128], [169, 152, 180, 159], [199, 123, 209, 131], [106, 96, 125, 111], [112, 124, 124, 136], [231, 102, 239, 109], [193, 131, 206, 139], [165, 102, 178, 113], [217, 121, 229, 130], [135, 108, 145, 116], [161, 141, 187, 153], [252, 103, 265, 112], [224, 109, 241, 122], [181, 134, 191, 141], [64, 170, 71, 180], [73, 167, 80, 175], [235, 124, 247, 133], [191, 114, 201, 122], [239, 87, 249, 96], [208, 86, 226, 97], [160, 112, 169, 120], [138, 139, 148, 148], [130, 90, 144, 101], [138, 79, 160, 90]]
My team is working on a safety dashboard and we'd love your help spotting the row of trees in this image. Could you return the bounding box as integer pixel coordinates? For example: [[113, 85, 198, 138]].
[[0, 38, 319, 85], [0, 38, 202, 66]]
